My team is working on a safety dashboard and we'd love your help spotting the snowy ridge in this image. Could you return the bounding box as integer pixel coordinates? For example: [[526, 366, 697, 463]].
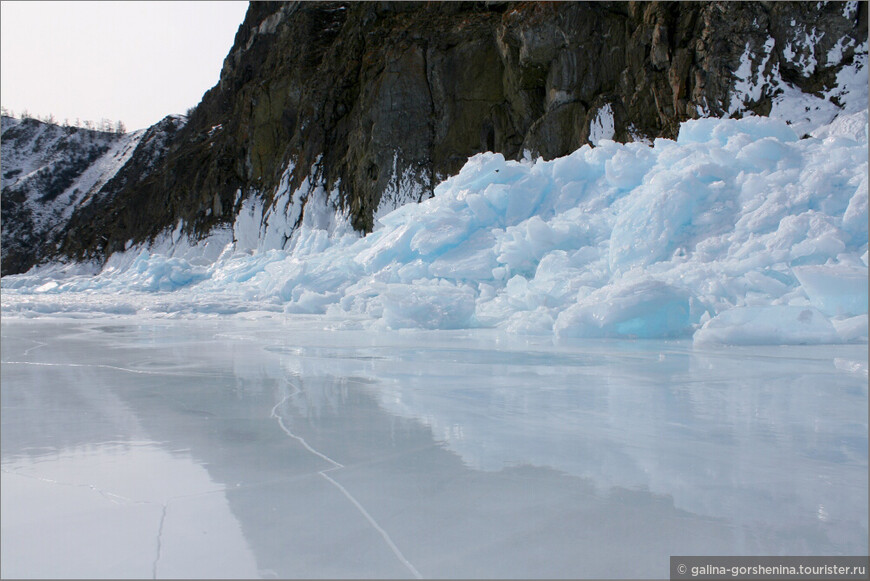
[[3, 110, 867, 346], [0, 118, 143, 230], [56, 129, 148, 221], [0, 116, 150, 274]]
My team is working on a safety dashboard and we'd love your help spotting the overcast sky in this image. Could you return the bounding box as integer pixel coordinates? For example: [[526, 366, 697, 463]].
[[1, 1, 249, 131]]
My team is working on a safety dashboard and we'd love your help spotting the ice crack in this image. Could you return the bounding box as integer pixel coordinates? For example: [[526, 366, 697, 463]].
[[152, 503, 168, 580], [270, 388, 423, 579], [1, 466, 136, 505], [2, 467, 172, 579], [22, 338, 47, 355], [1, 360, 219, 377]]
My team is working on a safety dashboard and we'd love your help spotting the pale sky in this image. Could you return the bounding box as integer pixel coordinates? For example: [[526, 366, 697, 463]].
[[1, 1, 249, 131]]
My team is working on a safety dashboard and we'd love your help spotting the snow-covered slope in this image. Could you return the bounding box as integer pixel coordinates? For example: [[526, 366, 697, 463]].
[[3, 109, 867, 346], [1, 116, 146, 274], [736, 30, 869, 137]]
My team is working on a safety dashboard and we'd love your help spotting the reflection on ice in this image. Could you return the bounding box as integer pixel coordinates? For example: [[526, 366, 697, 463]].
[[276, 332, 868, 555], [1, 317, 867, 578], [1, 444, 259, 579]]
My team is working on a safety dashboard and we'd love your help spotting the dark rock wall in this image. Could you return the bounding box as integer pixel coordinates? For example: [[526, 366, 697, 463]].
[[5, 1, 866, 272]]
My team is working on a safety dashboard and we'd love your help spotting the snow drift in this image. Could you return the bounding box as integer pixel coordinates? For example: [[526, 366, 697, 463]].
[[3, 112, 868, 346]]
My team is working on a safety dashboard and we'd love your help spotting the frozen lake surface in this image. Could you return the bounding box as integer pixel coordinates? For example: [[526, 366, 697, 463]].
[[1, 316, 867, 578]]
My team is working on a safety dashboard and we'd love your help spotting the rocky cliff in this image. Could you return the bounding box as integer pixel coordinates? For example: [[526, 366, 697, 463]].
[[3, 1, 867, 275]]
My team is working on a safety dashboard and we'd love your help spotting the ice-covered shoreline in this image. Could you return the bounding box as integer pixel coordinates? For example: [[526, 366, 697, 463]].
[[3, 112, 867, 345]]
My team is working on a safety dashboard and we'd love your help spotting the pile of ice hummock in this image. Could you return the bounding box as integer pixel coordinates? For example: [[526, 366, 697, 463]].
[[3, 113, 867, 345]]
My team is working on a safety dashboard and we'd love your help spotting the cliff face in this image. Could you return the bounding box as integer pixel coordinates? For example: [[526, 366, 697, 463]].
[[4, 1, 867, 274]]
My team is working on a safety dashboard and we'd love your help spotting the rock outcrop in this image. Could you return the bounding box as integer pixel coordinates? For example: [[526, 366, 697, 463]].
[[3, 1, 867, 274]]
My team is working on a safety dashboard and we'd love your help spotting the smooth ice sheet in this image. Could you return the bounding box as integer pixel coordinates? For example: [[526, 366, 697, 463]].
[[2, 316, 867, 579]]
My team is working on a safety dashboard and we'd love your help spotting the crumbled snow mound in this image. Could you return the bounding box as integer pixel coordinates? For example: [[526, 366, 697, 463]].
[[3, 114, 868, 345]]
